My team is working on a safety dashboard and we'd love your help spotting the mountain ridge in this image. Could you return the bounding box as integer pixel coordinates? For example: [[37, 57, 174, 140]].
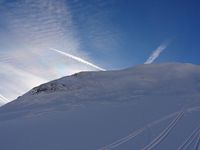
[[1, 62, 200, 118]]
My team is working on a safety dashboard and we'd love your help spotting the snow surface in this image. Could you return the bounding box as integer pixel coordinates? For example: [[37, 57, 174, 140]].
[[0, 62, 199, 150]]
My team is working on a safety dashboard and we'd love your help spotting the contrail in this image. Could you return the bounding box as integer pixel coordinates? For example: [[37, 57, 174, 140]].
[[0, 94, 9, 103], [144, 43, 169, 64], [50, 48, 106, 71]]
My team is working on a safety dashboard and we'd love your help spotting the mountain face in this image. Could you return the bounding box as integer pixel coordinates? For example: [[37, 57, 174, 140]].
[[0, 63, 199, 150]]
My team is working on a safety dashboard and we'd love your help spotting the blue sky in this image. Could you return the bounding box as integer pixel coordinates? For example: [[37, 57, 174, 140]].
[[67, 0, 200, 68], [0, 0, 200, 102]]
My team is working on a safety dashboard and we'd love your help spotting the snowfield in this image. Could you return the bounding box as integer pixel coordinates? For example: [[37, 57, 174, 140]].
[[0, 63, 199, 150]]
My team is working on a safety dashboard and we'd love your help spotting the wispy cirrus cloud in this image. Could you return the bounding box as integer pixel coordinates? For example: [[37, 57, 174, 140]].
[[68, 0, 120, 54], [0, 94, 9, 103], [50, 48, 106, 71], [0, 62, 47, 101], [3, 0, 80, 51], [144, 42, 169, 64]]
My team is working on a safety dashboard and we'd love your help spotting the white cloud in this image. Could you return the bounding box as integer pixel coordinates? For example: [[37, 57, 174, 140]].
[[50, 48, 106, 71], [0, 63, 47, 101], [3, 0, 80, 51], [144, 43, 169, 64], [0, 94, 9, 103]]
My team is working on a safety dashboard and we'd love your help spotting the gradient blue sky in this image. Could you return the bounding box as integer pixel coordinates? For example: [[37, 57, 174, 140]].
[[0, 0, 200, 102], [68, 0, 200, 69]]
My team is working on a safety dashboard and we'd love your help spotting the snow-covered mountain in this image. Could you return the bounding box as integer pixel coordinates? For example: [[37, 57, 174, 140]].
[[0, 63, 199, 150]]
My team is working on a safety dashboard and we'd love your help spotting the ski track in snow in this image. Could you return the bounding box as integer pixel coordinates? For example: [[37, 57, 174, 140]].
[[177, 126, 200, 150], [99, 128, 146, 150], [99, 106, 200, 150], [181, 131, 200, 150], [194, 132, 200, 150], [98, 111, 180, 150], [141, 111, 184, 150]]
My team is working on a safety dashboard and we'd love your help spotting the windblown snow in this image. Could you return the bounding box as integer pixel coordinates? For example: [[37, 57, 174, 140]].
[[0, 63, 199, 150]]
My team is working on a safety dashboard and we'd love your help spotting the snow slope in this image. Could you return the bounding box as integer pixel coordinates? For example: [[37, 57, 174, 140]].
[[0, 63, 199, 150]]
